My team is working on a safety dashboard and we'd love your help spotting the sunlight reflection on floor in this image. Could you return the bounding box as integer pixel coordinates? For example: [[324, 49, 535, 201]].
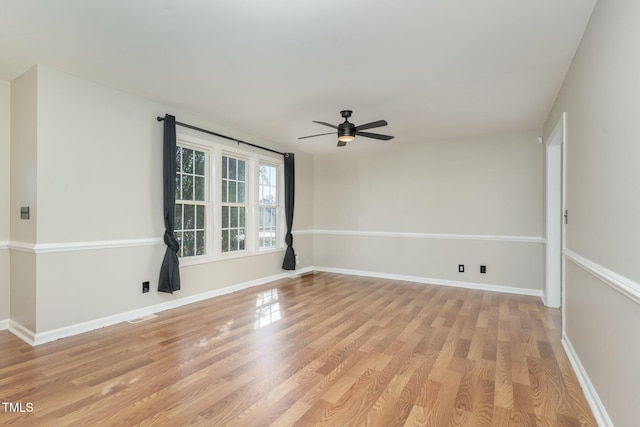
[[255, 289, 282, 328]]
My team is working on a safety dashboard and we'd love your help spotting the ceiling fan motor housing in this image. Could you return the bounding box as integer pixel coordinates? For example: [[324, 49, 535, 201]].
[[338, 110, 355, 140], [338, 121, 356, 138]]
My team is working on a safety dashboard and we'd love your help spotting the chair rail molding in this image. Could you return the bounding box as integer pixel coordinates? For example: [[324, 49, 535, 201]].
[[564, 249, 640, 305], [310, 229, 544, 243]]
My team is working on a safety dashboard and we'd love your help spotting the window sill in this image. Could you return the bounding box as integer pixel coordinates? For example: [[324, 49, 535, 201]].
[[179, 247, 286, 267]]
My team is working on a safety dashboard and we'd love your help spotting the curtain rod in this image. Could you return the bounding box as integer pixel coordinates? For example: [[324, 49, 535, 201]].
[[156, 116, 285, 156]]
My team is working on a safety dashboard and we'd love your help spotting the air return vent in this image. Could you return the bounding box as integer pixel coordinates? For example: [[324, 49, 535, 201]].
[[127, 314, 157, 324]]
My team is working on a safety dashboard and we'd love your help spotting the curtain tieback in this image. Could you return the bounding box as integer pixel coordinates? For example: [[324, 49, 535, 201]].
[[164, 230, 180, 252]]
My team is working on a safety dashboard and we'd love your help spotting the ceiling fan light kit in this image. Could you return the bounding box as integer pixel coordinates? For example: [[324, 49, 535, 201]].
[[299, 109, 394, 147]]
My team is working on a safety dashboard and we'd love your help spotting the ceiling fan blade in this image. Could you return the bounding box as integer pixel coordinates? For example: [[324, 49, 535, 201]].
[[337, 140, 347, 147], [355, 131, 394, 141], [312, 121, 339, 129], [298, 132, 336, 140], [355, 120, 388, 131]]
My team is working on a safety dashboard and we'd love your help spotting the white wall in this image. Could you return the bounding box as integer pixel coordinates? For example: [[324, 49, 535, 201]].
[[313, 131, 544, 292], [0, 79, 10, 322], [9, 65, 313, 335], [544, 0, 640, 425]]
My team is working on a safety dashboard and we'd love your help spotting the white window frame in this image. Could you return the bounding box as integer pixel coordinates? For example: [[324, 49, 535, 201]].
[[176, 133, 284, 266]]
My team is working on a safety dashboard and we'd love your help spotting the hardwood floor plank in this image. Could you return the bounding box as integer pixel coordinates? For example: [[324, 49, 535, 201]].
[[423, 369, 463, 426], [363, 351, 427, 426], [495, 340, 512, 385], [0, 272, 598, 426], [270, 400, 311, 427], [403, 405, 429, 426], [494, 381, 514, 410]]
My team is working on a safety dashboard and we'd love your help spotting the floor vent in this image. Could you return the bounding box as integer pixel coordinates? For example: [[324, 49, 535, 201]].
[[127, 314, 158, 324], [290, 271, 314, 279]]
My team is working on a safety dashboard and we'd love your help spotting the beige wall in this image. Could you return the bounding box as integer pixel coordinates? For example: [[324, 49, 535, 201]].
[[10, 67, 37, 244], [0, 250, 9, 322], [9, 251, 36, 332], [10, 68, 38, 330], [8, 65, 313, 334], [0, 80, 9, 241], [313, 131, 544, 291], [0, 79, 9, 321], [36, 67, 163, 243], [544, 0, 640, 425], [547, 2, 640, 282], [292, 151, 314, 267], [36, 246, 164, 331], [314, 132, 543, 235]]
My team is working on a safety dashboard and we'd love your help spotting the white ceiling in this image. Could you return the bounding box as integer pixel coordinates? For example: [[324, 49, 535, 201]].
[[0, 0, 596, 155]]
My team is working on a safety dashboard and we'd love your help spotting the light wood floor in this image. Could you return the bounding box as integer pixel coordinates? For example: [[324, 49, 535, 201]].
[[0, 272, 596, 426]]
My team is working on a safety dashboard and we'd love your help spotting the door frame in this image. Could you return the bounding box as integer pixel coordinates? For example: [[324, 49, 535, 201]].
[[545, 112, 566, 309]]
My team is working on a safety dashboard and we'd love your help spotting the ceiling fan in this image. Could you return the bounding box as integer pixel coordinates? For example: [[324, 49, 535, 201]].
[[299, 110, 394, 147]]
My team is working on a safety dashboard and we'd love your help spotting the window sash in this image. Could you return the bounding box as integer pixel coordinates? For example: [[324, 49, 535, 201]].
[[176, 146, 207, 202], [258, 163, 279, 249], [222, 156, 246, 204], [174, 202, 207, 257], [175, 144, 209, 258], [221, 154, 248, 253]]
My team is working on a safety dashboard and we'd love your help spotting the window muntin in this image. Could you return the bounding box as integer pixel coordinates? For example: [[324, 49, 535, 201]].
[[175, 146, 207, 257], [258, 163, 278, 249], [221, 155, 247, 253]]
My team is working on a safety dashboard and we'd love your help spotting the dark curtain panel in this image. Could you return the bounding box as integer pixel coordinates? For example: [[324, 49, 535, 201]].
[[282, 153, 296, 270], [158, 114, 181, 293]]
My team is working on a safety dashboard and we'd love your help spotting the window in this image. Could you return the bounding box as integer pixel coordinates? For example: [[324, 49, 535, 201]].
[[175, 136, 282, 261], [258, 163, 278, 249], [221, 155, 246, 253], [175, 146, 207, 257]]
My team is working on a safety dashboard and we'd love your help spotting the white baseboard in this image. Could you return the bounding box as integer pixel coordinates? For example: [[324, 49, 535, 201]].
[[314, 266, 543, 298], [562, 334, 613, 427], [541, 292, 550, 307], [9, 321, 36, 346], [27, 266, 314, 346], [540, 295, 561, 309], [0, 318, 9, 331]]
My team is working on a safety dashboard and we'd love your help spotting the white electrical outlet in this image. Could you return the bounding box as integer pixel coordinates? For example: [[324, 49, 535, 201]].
[[295, 254, 300, 266]]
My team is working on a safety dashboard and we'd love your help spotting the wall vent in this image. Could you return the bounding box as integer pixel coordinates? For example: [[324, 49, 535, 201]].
[[127, 314, 158, 324]]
